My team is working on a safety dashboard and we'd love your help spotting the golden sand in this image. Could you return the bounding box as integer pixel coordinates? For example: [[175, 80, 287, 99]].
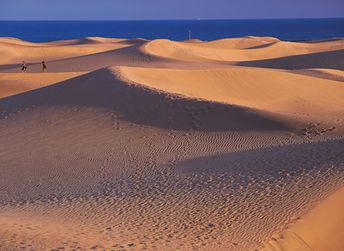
[[0, 36, 344, 250]]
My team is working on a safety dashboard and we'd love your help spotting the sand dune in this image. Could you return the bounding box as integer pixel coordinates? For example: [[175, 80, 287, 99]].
[[2, 36, 344, 73], [0, 37, 138, 65], [51, 37, 128, 45], [1, 36, 344, 251], [120, 66, 344, 116], [142, 37, 344, 62], [188, 36, 280, 49], [0, 42, 175, 73], [0, 67, 291, 131]]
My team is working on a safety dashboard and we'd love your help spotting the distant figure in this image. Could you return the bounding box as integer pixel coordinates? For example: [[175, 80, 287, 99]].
[[42, 61, 47, 71], [21, 61, 27, 72]]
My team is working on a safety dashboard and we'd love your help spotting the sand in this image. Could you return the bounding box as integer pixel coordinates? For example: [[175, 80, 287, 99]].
[[0, 36, 344, 251]]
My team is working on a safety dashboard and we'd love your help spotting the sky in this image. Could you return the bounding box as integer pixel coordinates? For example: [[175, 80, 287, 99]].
[[0, 0, 343, 20]]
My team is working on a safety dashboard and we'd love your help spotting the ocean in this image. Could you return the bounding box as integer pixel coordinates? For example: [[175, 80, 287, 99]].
[[0, 19, 343, 42]]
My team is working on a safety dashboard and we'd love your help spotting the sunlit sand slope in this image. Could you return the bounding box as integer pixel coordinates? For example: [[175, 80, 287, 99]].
[[0, 72, 84, 98], [261, 187, 344, 251]]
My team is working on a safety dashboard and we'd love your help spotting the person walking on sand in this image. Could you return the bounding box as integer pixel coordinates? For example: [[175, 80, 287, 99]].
[[21, 61, 27, 72], [42, 60, 47, 71]]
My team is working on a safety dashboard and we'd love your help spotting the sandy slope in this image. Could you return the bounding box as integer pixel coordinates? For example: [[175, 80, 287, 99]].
[[0, 72, 84, 98], [262, 186, 344, 251], [0, 36, 344, 251]]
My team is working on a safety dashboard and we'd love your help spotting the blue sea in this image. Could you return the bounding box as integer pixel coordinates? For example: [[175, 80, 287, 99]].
[[0, 19, 343, 42]]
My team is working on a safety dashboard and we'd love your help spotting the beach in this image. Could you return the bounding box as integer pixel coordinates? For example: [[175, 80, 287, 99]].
[[0, 36, 344, 250]]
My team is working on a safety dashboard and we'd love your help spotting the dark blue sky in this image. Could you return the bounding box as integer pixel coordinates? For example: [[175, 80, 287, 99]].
[[1, 0, 343, 20]]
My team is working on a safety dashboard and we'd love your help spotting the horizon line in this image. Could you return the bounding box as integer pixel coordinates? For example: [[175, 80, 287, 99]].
[[1, 17, 344, 22]]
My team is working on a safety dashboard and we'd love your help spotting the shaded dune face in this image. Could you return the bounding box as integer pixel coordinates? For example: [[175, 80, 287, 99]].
[[292, 68, 344, 82], [177, 138, 344, 175], [238, 49, 344, 70]]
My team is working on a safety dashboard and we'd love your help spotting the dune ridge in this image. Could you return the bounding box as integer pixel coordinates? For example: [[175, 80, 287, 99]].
[[141, 37, 344, 62]]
